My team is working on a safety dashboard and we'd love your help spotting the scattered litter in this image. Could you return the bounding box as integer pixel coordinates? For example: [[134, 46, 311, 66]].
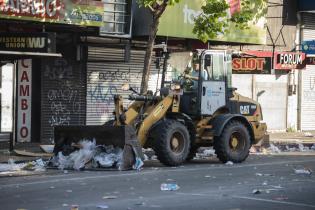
[[40, 145, 54, 153], [96, 204, 109, 209], [298, 143, 309, 152], [135, 202, 146, 206], [203, 148, 215, 156], [255, 173, 273, 177], [304, 132, 314, 137], [294, 168, 312, 175], [150, 155, 157, 160], [262, 181, 268, 186], [160, 183, 180, 191], [269, 144, 281, 153], [0, 159, 46, 173], [71, 205, 79, 210], [102, 196, 118, 200], [270, 185, 283, 189], [252, 189, 262, 194], [49, 186, 55, 189], [225, 161, 234, 166], [194, 147, 216, 159]]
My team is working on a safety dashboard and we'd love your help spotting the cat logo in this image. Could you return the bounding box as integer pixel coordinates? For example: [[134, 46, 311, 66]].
[[240, 105, 250, 115]]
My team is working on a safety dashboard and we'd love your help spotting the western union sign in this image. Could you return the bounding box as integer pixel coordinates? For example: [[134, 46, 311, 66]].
[[0, 33, 55, 53]]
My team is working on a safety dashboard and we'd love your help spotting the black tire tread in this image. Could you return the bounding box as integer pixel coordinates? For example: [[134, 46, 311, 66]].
[[151, 119, 190, 166], [214, 120, 251, 163]]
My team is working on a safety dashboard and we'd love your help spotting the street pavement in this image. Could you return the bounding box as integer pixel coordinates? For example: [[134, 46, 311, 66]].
[[0, 154, 315, 210]]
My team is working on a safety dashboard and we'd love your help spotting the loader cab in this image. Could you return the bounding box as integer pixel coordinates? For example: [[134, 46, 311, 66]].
[[180, 50, 232, 117]]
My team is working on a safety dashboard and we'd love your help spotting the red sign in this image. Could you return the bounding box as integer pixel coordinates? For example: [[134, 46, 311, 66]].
[[306, 57, 315, 65], [232, 51, 272, 74], [0, 0, 61, 19], [274, 52, 306, 70]]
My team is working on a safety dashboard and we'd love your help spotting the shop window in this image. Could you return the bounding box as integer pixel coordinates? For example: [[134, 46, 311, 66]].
[[101, 0, 131, 36]]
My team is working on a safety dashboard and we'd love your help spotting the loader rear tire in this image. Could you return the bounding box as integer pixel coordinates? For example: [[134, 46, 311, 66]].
[[214, 120, 251, 163], [152, 120, 190, 166]]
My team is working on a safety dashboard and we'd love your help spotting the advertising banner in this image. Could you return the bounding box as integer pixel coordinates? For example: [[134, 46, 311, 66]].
[[157, 0, 267, 44], [274, 52, 306, 70], [0, 32, 56, 53], [0, 0, 103, 27], [232, 57, 271, 74], [17, 59, 32, 142], [302, 40, 315, 55]]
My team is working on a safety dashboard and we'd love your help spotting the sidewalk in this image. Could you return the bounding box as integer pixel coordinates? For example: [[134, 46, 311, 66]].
[[1, 131, 315, 164]]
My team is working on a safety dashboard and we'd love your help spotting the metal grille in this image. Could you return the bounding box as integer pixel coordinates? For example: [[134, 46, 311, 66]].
[[87, 47, 162, 125], [41, 58, 86, 144]]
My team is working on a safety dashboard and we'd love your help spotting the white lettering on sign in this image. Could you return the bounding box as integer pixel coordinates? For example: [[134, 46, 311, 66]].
[[183, 4, 202, 24], [240, 105, 250, 115], [279, 54, 303, 65], [0, 0, 59, 18], [17, 59, 32, 142]]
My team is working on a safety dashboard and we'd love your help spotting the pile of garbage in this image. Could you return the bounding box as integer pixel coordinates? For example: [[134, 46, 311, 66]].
[[49, 139, 143, 171], [0, 159, 46, 173], [252, 143, 315, 154]]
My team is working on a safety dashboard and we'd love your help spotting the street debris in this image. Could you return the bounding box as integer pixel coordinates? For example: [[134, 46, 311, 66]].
[[269, 144, 281, 153], [0, 158, 46, 173], [160, 183, 180, 191], [225, 161, 234, 166], [102, 195, 118, 200], [252, 189, 262, 194], [194, 147, 216, 159], [255, 173, 274, 177], [304, 132, 314, 137], [39, 145, 54, 153], [96, 204, 109, 209], [49, 139, 143, 171], [294, 168, 312, 175]]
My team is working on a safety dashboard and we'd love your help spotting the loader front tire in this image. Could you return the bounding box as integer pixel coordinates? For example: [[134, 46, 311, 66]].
[[152, 120, 190, 166], [214, 120, 251, 163]]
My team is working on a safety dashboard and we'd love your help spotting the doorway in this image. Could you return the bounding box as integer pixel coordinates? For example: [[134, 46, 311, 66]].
[[0, 63, 14, 143]]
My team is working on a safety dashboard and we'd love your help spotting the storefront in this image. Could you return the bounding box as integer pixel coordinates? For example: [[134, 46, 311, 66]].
[[0, 0, 104, 145]]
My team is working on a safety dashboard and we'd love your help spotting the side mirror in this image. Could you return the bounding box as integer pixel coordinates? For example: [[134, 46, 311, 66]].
[[121, 83, 130, 91]]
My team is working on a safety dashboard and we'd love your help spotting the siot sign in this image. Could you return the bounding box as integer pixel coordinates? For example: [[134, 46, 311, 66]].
[[232, 56, 272, 74], [274, 52, 306, 70], [17, 59, 32, 142]]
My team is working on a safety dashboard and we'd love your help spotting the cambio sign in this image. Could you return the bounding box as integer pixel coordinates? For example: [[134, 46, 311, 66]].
[[158, 0, 267, 44], [17, 59, 32, 142]]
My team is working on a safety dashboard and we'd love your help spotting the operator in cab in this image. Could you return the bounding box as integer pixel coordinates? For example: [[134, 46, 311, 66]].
[[188, 59, 208, 90]]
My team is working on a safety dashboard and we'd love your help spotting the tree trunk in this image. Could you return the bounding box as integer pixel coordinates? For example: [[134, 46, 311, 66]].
[[140, 16, 160, 94]]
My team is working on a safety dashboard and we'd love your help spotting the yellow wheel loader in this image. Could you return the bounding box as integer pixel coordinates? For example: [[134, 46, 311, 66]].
[[53, 49, 267, 168]]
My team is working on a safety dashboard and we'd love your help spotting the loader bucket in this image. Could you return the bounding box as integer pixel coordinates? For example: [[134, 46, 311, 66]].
[[53, 125, 144, 170]]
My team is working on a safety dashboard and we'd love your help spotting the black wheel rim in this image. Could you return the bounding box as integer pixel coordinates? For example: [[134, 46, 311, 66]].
[[170, 131, 185, 154]]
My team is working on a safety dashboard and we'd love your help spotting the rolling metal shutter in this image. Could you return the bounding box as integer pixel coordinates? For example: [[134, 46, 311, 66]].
[[301, 13, 315, 130], [87, 47, 162, 125], [41, 58, 86, 143], [232, 74, 288, 131]]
